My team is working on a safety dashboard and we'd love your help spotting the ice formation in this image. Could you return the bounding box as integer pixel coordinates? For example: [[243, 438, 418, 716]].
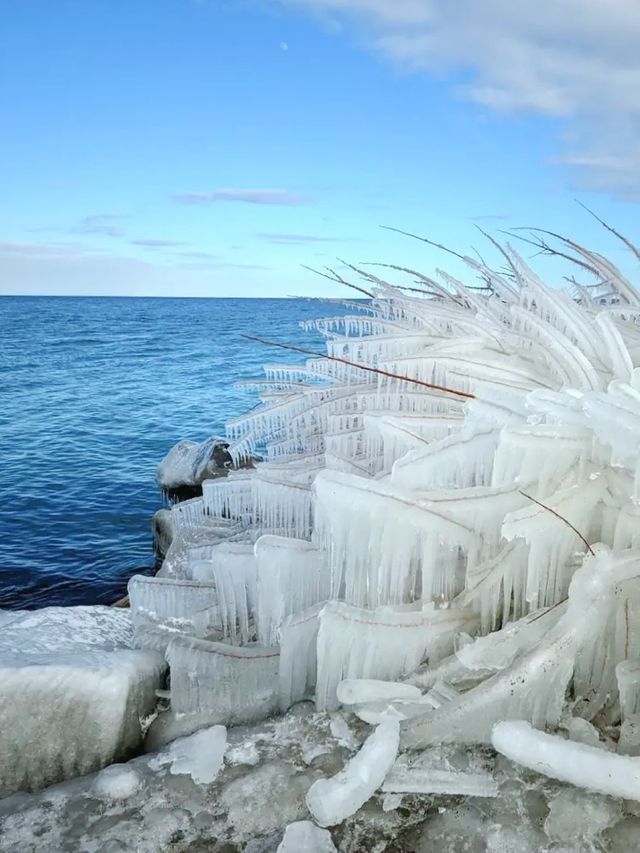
[[0, 606, 165, 795], [12, 227, 640, 833], [492, 720, 640, 800], [305, 719, 400, 826], [276, 821, 338, 852]]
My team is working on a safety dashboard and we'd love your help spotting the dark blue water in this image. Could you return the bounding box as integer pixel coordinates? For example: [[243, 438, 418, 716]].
[[0, 297, 337, 609]]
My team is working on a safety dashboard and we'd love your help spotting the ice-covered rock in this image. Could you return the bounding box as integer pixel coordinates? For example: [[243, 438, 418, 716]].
[[306, 719, 400, 827], [156, 436, 232, 490], [276, 820, 337, 852], [0, 606, 165, 796]]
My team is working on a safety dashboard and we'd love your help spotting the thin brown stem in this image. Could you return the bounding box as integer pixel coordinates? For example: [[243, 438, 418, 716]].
[[519, 490, 594, 555], [242, 335, 476, 399]]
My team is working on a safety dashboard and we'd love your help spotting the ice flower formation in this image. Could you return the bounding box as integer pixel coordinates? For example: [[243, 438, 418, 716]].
[[129, 224, 640, 809]]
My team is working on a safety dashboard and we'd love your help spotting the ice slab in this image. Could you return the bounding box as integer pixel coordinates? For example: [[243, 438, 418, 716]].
[[382, 752, 498, 797], [305, 719, 400, 827]]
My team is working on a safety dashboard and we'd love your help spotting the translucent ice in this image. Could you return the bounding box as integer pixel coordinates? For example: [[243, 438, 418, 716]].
[[305, 719, 400, 826], [276, 821, 337, 852]]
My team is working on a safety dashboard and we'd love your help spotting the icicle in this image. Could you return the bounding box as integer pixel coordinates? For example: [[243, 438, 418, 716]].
[[254, 536, 330, 646], [128, 575, 220, 652], [166, 636, 280, 724], [315, 601, 474, 711], [278, 602, 324, 711]]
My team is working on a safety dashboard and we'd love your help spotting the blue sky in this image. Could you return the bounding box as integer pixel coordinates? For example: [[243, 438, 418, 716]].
[[1, 0, 639, 297]]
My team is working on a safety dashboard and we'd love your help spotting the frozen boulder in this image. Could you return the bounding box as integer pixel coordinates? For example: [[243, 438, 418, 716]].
[[0, 606, 165, 795], [156, 437, 232, 491]]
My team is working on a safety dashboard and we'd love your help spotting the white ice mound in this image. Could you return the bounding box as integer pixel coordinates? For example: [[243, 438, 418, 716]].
[[0, 606, 165, 796], [492, 719, 640, 800], [277, 820, 337, 852], [89, 764, 142, 801], [305, 719, 400, 827], [148, 725, 227, 784]]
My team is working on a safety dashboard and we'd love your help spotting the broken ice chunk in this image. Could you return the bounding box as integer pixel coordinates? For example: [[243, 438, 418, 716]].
[[148, 725, 227, 784], [305, 719, 400, 827], [382, 753, 498, 797], [336, 679, 422, 706], [89, 765, 142, 801], [492, 720, 640, 800], [567, 716, 602, 748], [276, 821, 337, 853], [616, 660, 640, 721]]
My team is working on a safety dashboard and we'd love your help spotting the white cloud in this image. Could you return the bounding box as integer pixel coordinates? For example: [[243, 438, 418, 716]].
[[173, 188, 307, 205], [284, 0, 640, 197], [131, 238, 189, 247]]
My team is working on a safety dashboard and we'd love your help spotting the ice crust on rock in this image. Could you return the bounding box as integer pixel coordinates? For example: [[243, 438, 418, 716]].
[[0, 606, 165, 796], [306, 719, 400, 826]]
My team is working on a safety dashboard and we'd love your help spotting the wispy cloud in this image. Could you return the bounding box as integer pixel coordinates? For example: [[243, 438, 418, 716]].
[[0, 240, 98, 258], [29, 215, 127, 239], [256, 232, 351, 245], [174, 260, 271, 271], [172, 188, 307, 205], [173, 250, 219, 260], [131, 238, 189, 247], [75, 215, 126, 238], [285, 0, 640, 198]]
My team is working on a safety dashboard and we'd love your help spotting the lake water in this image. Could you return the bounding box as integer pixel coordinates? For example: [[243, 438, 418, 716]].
[[0, 296, 338, 608]]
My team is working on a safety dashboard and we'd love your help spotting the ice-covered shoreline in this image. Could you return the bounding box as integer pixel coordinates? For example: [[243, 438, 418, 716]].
[[4, 229, 640, 850]]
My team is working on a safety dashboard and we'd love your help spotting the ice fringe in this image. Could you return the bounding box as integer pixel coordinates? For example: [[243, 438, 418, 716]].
[[120, 225, 640, 824]]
